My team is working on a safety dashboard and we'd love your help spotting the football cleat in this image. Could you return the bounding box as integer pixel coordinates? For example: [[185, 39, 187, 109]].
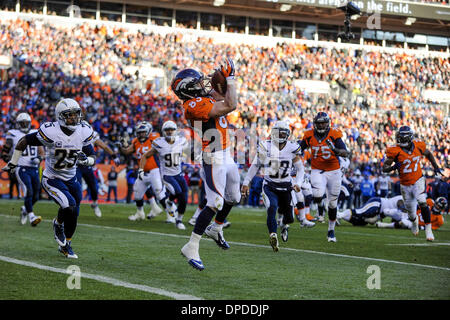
[[150, 202, 163, 216], [176, 221, 186, 230], [306, 213, 317, 221], [188, 217, 197, 226], [410, 216, 419, 236], [222, 220, 231, 229], [20, 206, 27, 225], [58, 241, 78, 259], [53, 219, 66, 247], [165, 199, 177, 217], [281, 225, 289, 242], [92, 205, 101, 218], [327, 230, 337, 242], [317, 215, 325, 223], [205, 224, 230, 250], [300, 219, 316, 228], [269, 233, 279, 252], [30, 216, 42, 227], [128, 211, 145, 221], [165, 212, 176, 223], [181, 242, 204, 271], [425, 224, 434, 242]]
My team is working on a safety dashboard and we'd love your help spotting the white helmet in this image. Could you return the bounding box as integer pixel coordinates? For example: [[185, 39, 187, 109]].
[[135, 121, 152, 142], [355, 169, 361, 176], [16, 112, 32, 133], [55, 98, 82, 131], [162, 120, 177, 142], [271, 121, 290, 144]]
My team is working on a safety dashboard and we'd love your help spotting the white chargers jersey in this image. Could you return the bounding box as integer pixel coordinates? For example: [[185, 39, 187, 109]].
[[36, 121, 95, 181], [6, 129, 39, 167], [255, 140, 301, 185], [380, 195, 403, 213], [377, 175, 391, 190], [152, 136, 187, 176]]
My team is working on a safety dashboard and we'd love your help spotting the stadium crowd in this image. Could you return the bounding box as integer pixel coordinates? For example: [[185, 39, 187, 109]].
[[0, 18, 448, 206]]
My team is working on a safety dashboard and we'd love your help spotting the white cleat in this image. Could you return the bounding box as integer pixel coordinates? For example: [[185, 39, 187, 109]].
[[317, 215, 325, 223], [188, 217, 197, 226], [165, 212, 176, 223], [411, 216, 419, 236], [205, 224, 230, 250], [269, 233, 279, 252], [300, 219, 316, 228], [93, 205, 102, 218], [181, 242, 204, 271], [176, 221, 186, 230], [20, 206, 27, 225], [30, 215, 42, 227], [425, 224, 434, 242], [150, 202, 163, 216], [128, 211, 145, 221]]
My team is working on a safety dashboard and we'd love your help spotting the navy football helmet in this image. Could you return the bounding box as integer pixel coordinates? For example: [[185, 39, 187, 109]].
[[313, 112, 330, 136], [171, 69, 211, 101], [433, 197, 448, 214], [396, 126, 414, 147]]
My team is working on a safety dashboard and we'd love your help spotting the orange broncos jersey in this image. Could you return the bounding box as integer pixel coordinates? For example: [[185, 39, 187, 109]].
[[132, 132, 160, 172], [417, 198, 444, 230], [183, 96, 229, 152], [301, 127, 343, 171], [385, 140, 426, 186]]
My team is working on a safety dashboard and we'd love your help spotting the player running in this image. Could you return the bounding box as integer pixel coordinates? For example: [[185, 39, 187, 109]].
[[118, 121, 174, 222], [1, 112, 44, 226], [298, 112, 350, 242], [2, 98, 97, 259], [172, 58, 241, 271], [139, 120, 189, 230], [382, 125, 444, 241], [241, 121, 305, 252]]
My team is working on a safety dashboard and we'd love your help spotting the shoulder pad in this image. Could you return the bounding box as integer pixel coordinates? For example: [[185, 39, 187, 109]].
[[38, 122, 57, 143]]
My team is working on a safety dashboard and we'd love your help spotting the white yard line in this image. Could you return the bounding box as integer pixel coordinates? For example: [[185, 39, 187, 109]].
[[386, 243, 450, 247], [0, 255, 202, 300], [1, 214, 450, 272]]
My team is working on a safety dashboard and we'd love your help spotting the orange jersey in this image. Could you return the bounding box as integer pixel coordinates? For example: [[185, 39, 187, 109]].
[[386, 140, 426, 186], [418, 198, 444, 230], [301, 128, 343, 171], [183, 96, 229, 152], [132, 132, 160, 172]]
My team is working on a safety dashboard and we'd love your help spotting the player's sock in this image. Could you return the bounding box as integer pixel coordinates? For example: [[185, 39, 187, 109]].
[[193, 206, 216, 235], [176, 214, 184, 223], [328, 220, 336, 231], [267, 206, 277, 234], [298, 208, 307, 221], [215, 202, 233, 223], [63, 207, 78, 239], [188, 232, 202, 245], [328, 207, 337, 221], [419, 204, 431, 224]]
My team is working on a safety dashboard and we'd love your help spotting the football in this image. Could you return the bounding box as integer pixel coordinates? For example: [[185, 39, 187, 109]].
[[211, 70, 227, 95]]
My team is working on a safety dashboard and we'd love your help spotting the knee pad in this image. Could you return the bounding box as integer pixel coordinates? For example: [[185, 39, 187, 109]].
[[207, 195, 224, 211]]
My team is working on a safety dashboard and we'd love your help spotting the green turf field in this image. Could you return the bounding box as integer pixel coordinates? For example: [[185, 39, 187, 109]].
[[0, 199, 449, 300]]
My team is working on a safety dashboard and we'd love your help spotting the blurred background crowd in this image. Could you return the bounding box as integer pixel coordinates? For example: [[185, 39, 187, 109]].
[[0, 18, 448, 207]]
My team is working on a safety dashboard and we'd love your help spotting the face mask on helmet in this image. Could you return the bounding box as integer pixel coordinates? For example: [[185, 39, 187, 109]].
[[171, 69, 211, 101], [18, 120, 31, 133], [271, 128, 290, 144], [163, 128, 176, 142], [60, 109, 81, 130], [432, 197, 447, 214], [396, 133, 413, 147], [136, 129, 149, 142]]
